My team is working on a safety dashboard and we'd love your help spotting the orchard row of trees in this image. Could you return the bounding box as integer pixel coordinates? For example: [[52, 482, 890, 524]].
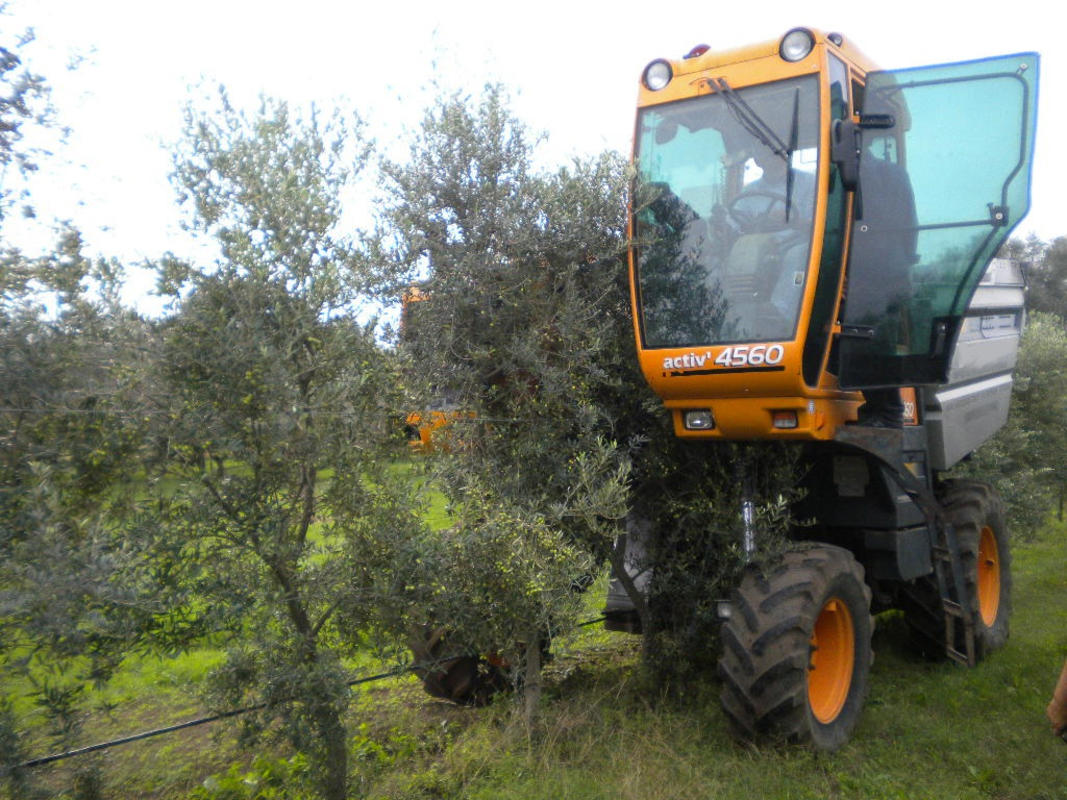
[[0, 27, 796, 796]]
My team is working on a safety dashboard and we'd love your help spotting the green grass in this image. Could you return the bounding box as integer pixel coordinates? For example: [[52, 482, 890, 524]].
[[349, 519, 1067, 800], [4, 646, 239, 799], [8, 519, 1066, 799], [388, 456, 453, 531]]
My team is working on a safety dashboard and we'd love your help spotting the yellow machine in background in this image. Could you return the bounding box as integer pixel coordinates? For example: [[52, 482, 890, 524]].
[[623, 28, 1038, 748], [400, 286, 470, 451]]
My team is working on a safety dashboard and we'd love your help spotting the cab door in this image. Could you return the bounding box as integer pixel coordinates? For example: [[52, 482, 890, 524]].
[[838, 52, 1039, 388]]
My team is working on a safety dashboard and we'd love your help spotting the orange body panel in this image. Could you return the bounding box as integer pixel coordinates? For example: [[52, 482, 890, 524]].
[[666, 395, 862, 441]]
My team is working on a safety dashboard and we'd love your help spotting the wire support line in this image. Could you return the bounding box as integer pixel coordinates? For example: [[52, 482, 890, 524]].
[[14, 615, 607, 770], [15, 664, 415, 770]]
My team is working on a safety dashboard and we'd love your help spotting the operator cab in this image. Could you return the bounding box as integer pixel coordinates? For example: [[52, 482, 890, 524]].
[[629, 29, 1038, 442]]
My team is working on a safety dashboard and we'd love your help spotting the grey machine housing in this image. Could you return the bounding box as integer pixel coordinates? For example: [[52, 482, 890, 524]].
[[809, 256, 1026, 589], [923, 258, 1026, 471]]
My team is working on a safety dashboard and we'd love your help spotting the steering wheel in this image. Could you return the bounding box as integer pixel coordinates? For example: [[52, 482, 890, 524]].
[[726, 190, 790, 234]]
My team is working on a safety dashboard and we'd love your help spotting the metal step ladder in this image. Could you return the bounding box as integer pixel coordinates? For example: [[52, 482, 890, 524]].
[[931, 522, 976, 666], [833, 425, 976, 666]]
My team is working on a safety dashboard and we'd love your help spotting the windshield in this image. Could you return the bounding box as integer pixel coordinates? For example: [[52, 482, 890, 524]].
[[633, 76, 820, 348]]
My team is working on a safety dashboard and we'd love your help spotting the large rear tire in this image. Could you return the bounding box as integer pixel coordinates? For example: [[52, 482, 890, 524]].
[[719, 544, 873, 751], [898, 480, 1011, 661]]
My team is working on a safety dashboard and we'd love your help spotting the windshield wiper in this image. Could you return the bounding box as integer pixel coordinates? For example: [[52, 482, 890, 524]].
[[712, 78, 790, 161], [784, 88, 799, 222]]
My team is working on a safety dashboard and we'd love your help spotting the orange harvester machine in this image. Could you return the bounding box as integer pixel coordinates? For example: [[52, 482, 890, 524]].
[[615, 27, 1038, 748]]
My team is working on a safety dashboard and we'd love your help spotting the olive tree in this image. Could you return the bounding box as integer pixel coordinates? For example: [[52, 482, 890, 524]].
[[0, 229, 157, 800], [0, 15, 151, 791], [957, 311, 1067, 533], [383, 84, 812, 702], [379, 85, 634, 710], [1010, 236, 1067, 319], [147, 90, 424, 800]]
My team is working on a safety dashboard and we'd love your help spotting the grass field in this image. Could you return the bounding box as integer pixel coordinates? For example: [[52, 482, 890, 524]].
[[354, 519, 1067, 800], [8, 517, 1067, 799]]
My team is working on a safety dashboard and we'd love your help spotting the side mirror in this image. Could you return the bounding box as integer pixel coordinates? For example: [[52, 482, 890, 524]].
[[831, 114, 897, 192], [832, 120, 860, 191]]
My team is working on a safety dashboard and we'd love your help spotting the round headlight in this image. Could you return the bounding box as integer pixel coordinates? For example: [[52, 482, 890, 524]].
[[779, 28, 815, 62], [642, 60, 673, 91]]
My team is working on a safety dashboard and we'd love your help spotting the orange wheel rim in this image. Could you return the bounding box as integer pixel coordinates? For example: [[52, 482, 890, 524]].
[[977, 525, 1001, 627], [808, 597, 855, 724]]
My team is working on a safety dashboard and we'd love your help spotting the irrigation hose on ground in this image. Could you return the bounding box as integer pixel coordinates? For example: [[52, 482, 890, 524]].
[[14, 616, 608, 770]]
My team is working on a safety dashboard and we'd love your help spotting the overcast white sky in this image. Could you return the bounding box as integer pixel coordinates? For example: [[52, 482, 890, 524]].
[[5, 0, 1064, 311]]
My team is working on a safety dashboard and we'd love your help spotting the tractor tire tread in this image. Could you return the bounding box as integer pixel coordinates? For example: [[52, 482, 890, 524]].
[[898, 479, 1011, 660], [719, 544, 873, 750]]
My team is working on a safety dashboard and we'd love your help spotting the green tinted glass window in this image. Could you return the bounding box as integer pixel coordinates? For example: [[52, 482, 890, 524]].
[[841, 53, 1038, 387], [634, 77, 820, 348], [803, 55, 850, 386]]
